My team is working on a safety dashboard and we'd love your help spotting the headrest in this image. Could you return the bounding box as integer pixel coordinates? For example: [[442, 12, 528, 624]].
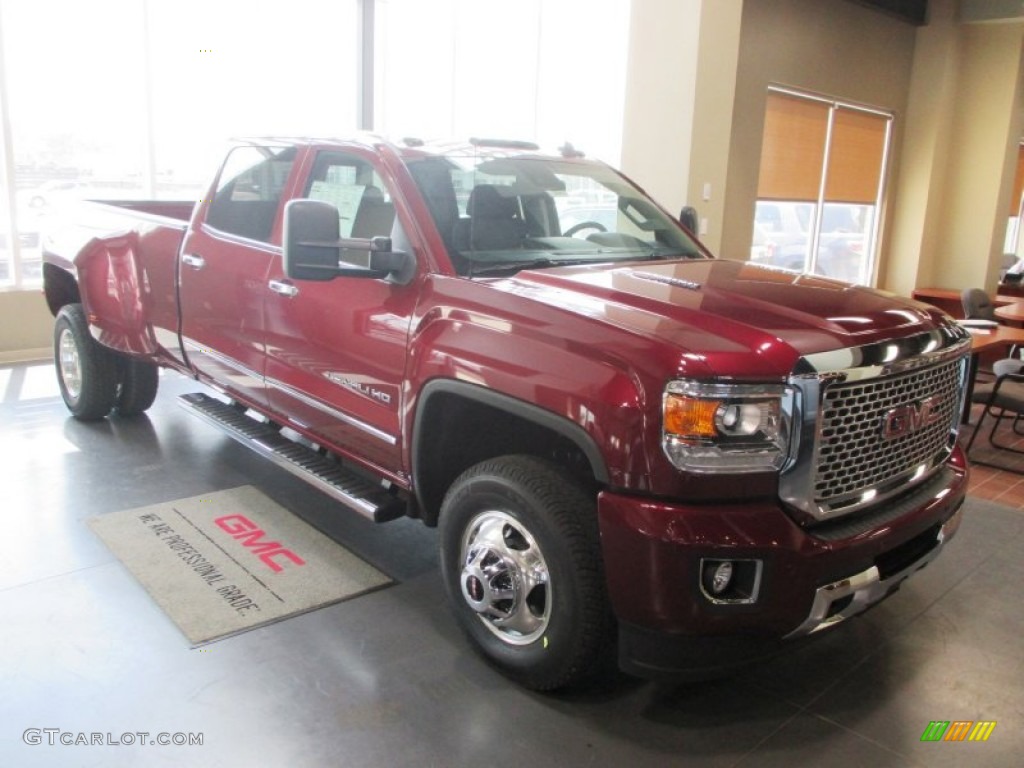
[[467, 184, 517, 218]]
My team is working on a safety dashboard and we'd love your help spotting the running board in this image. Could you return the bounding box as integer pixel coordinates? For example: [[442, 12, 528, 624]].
[[177, 392, 406, 523]]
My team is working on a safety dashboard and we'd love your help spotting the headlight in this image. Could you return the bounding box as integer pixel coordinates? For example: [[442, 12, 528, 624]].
[[662, 380, 793, 473]]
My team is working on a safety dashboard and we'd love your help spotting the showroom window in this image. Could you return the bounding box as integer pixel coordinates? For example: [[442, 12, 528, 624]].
[[1003, 144, 1024, 262], [374, 0, 629, 163], [0, 0, 628, 291], [750, 88, 892, 286], [0, 0, 359, 291]]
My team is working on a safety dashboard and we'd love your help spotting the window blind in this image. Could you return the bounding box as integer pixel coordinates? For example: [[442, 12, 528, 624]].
[[757, 92, 889, 205]]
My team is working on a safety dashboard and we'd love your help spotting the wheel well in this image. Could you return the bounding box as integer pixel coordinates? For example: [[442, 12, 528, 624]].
[[412, 385, 607, 526], [43, 263, 80, 316]]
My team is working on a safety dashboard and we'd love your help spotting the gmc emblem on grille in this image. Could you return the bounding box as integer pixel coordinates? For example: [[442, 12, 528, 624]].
[[880, 395, 945, 440]]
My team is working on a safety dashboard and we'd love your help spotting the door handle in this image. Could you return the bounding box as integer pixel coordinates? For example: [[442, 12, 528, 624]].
[[268, 279, 299, 298], [181, 253, 206, 269]]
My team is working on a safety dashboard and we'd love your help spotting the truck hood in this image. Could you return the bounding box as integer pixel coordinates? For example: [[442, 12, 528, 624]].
[[494, 259, 952, 379]]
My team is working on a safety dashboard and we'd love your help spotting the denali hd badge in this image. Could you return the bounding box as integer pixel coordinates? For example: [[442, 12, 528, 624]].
[[880, 395, 945, 440]]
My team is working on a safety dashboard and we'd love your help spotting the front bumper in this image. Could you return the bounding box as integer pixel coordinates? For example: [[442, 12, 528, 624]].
[[597, 451, 968, 680]]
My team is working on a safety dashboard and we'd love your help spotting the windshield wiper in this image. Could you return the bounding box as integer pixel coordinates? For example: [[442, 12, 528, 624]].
[[629, 249, 703, 262], [469, 258, 558, 276]]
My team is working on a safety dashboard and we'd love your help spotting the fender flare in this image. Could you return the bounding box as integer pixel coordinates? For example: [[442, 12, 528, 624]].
[[411, 379, 611, 509]]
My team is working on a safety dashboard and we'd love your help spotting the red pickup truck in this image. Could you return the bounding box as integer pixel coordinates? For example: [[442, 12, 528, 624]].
[[43, 137, 970, 690]]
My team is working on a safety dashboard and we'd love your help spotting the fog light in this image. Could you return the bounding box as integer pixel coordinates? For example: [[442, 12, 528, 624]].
[[709, 561, 733, 594], [699, 558, 763, 604]]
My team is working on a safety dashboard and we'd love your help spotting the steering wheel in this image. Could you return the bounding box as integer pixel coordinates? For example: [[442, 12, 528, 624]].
[[563, 221, 608, 238]]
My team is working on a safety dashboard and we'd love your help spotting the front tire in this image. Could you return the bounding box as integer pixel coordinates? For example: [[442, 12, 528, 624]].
[[54, 303, 119, 421], [439, 455, 614, 691]]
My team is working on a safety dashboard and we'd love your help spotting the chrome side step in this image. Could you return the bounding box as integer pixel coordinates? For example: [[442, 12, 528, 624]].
[[177, 393, 406, 523]]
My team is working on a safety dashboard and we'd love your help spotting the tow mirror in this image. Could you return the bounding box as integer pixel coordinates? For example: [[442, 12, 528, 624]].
[[283, 199, 342, 281], [283, 198, 414, 283]]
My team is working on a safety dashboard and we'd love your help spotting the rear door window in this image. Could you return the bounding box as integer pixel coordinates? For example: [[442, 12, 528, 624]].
[[206, 146, 296, 243]]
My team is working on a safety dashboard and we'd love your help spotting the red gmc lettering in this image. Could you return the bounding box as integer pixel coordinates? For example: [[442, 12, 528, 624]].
[[881, 395, 945, 441], [232, 529, 283, 554], [214, 514, 258, 536], [213, 514, 306, 572], [261, 549, 305, 571]]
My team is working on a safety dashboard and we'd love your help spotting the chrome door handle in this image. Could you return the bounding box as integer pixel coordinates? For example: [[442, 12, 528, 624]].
[[268, 279, 299, 298], [181, 253, 206, 269]]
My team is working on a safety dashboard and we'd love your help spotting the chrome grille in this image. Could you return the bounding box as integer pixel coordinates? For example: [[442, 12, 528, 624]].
[[780, 325, 970, 523], [814, 357, 963, 505]]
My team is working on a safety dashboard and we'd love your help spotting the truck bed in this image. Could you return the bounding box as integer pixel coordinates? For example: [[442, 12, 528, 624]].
[[42, 199, 195, 272], [43, 198, 197, 363]]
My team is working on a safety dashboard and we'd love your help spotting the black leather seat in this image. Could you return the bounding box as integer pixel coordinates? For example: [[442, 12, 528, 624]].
[[351, 186, 395, 239], [455, 184, 527, 252]]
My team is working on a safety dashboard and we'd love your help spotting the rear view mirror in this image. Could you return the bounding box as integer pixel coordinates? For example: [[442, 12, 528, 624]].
[[679, 205, 699, 234]]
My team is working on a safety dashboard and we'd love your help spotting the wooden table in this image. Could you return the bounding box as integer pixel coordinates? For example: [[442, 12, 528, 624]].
[[994, 301, 1024, 326], [911, 287, 1020, 319], [963, 325, 1024, 421], [967, 323, 1024, 353]]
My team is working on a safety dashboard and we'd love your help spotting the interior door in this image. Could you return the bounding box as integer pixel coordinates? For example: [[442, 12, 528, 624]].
[[178, 145, 298, 406], [262, 148, 420, 479]]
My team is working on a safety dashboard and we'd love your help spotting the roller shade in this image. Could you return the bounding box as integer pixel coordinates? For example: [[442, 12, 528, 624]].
[[757, 91, 890, 205], [825, 107, 890, 204], [756, 93, 829, 202]]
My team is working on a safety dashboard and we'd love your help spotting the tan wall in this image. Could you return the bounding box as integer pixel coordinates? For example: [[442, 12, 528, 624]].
[[0, 290, 53, 362], [686, 1, 742, 253], [721, 0, 917, 269], [935, 23, 1024, 293], [620, 0, 703, 215], [882, 0, 961, 294], [620, 0, 742, 254]]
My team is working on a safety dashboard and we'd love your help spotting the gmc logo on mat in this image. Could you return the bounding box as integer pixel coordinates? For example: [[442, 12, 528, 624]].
[[214, 514, 306, 573], [880, 395, 945, 440]]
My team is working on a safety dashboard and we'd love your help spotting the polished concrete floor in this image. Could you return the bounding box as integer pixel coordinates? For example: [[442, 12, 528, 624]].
[[1, 362, 1022, 767]]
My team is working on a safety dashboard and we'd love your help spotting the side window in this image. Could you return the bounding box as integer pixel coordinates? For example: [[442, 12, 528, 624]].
[[206, 146, 296, 242], [304, 151, 397, 241]]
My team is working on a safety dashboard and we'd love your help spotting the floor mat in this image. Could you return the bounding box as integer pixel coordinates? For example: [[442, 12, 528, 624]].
[[87, 485, 391, 645]]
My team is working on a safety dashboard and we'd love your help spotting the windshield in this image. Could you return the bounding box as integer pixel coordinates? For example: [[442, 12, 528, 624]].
[[405, 152, 709, 276]]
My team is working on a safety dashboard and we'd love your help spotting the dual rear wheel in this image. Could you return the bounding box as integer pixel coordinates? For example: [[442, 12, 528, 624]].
[[54, 303, 159, 420]]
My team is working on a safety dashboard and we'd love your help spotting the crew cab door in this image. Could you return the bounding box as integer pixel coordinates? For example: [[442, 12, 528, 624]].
[[179, 145, 298, 405], [263, 148, 419, 480]]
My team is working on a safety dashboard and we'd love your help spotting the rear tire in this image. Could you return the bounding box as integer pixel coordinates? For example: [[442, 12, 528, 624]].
[[54, 303, 119, 421], [439, 455, 614, 691], [115, 358, 159, 415]]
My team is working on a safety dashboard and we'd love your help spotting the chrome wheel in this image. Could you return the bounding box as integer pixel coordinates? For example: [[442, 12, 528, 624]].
[[53, 303, 119, 420], [58, 327, 83, 400], [440, 456, 613, 690], [459, 510, 550, 645]]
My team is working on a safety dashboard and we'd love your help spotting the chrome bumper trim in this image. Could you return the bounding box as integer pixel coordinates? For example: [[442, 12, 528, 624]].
[[784, 503, 964, 639]]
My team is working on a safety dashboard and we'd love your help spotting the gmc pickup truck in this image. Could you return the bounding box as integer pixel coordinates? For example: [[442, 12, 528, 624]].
[[43, 136, 970, 691]]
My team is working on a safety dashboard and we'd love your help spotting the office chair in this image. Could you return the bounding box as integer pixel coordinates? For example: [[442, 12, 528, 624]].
[[965, 361, 1024, 472]]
